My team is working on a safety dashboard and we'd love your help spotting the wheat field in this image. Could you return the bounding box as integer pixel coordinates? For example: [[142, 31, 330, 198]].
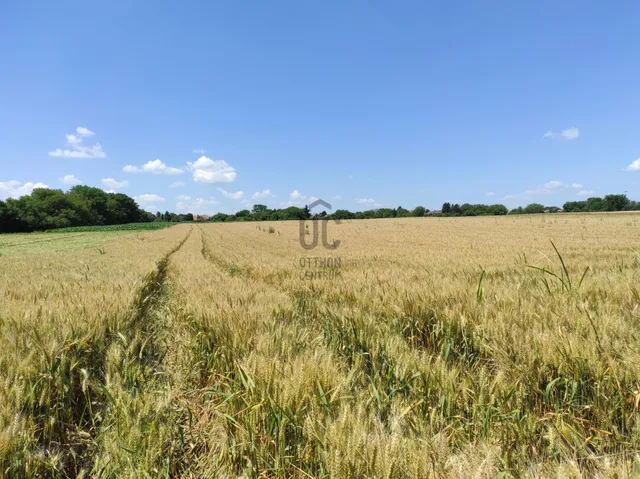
[[1, 214, 640, 478]]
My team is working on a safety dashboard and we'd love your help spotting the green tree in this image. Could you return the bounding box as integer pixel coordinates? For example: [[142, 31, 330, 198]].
[[508, 206, 524, 215], [252, 204, 268, 214], [603, 194, 630, 211], [489, 204, 508, 215], [212, 213, 231, 222], [395, 206, 410, 217], [332, 209, 355, 220], [235, 209, 251, 220], [412, 206, 426, 217], [563, 201, 586, 212], [68, 185, 111, 225], [585, 197, 604, 212], [107, 193, 143, 224], [523, 203, 545, 214]]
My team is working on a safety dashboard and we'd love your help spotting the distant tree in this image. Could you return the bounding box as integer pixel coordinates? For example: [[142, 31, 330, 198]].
[[252, 204, 269, 220], [603, 194, 630, 211], [442, 202, 452, 214], [235, 210, 251, 220], [563, 201, 585, 212], [523, 203, 545, 214], [395, 206, 410, 217], [332, 209, 355, 220], [184, 213, 194, 222], [375, 208, 396, 218], [276, 206, 308, 221], [586, 197, 605, 212], [0, 200, 6, 231], [460, 203, 477, 216], [508, 206, 524, 215], [489, 204, 508, 215], [412, 206, 426, 217], [212, 213, 231, 222]]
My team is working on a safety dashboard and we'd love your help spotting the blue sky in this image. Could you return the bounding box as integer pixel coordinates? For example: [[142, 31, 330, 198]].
[[1, 1, 639, 214]]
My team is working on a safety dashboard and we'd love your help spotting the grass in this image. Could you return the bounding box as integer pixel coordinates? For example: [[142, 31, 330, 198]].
[[1, 214, 640, 477]]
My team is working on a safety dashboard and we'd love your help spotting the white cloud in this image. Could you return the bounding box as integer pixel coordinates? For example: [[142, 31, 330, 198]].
[[252, 189, 275, 199], [356, 198, 382, 207], [65, 134, 82, 145], [169, 181, 185, 188], [60, 174, 81, 185], [577, 190, 596, 197], [280, 190, 318, 207], [187, 156, 237, 183], [626, 158, 640, 171], [543, 127, 579, 140], [562, 127, 579, 140], [176, 195, 191, 201], [193, 148, 206, 154], [101, 178, 128, 189], [486, 192, 496, 197], [290, 189, 305, 200], [506, 181, 593, 202], [522, 180, 570, 197], [217, 188, 244, 200], [76, 127, 95, 137], [0, 180, 49, 200], [175, 196, 219, 214], [49, 127, 106, 158], [332, 195, 342, 201], [543, 180, 565, 190], [124, 159, 183, 175], [135, 194, 165, 205], [144, 159, 183, 175], [49, 144, 106, 159]]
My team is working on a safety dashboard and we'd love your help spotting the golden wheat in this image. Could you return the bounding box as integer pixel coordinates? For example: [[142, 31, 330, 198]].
[[2, 214, 640, 477]]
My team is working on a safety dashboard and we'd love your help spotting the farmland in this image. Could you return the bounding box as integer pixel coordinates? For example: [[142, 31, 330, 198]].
[[1, 214, 640, 477]]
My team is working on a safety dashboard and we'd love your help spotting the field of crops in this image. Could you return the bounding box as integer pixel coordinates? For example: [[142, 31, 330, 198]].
[[47, 221, 176, 233], [1, 213, 640, 477]]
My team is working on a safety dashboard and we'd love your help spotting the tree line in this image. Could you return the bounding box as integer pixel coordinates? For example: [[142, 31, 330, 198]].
[[2, 187, 639, 233], [507, 194, 639, 215], [0, 186, 161, 233]]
